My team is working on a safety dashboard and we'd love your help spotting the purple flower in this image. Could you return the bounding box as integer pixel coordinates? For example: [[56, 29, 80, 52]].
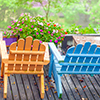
[[19, 28, 22, 31], [48, 31, 50, 34], [55, 40, 58, 43], [22, 21, 24, 24], [33, 35, 35, 37], [31, 25, 33, 28], [36, 32, 39, 35], [8, 26, 11, 29], [40, 29, 43, 32], [40, 41, 42, 43], [51, 34, 53, 36], [50, 40, 52, 42], [15, 27, 17, 29]]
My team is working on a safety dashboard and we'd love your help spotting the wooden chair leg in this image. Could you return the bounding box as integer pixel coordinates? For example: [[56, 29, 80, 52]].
[[53, 66, 62, 98], [1, 62, 4, 78], [4, 74, 8, 98], [40, 75, 44, 99]]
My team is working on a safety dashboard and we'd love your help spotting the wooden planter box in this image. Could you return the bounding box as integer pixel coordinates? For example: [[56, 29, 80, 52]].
[[3, 36, 18, 47]]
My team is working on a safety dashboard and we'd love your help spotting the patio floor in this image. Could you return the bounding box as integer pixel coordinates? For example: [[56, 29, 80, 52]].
[[0, 64, 100, 100]]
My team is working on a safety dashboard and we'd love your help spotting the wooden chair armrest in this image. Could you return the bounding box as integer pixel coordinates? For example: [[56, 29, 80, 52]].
[[48, 42, 64, 63], [0, 41, 8, 60], [43, 42, 50, 64]]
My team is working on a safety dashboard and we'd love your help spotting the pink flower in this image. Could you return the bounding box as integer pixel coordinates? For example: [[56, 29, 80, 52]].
[[14, 33, 16, 35], [30, 19, 32, 22], [8, 26, 11, 29], [48, 31, 50, 34], [41, 33, 44, 35], [33, 20, 35, 22], [40, 41, 42, 43], [19, 28, 22, 31], [4, 31, 6, 34], [14, 20, 16, 23], [12, 23, 14, 25], [25, 18, 27, 20], [51, 34, 53, 36], [13, 28, 14, 30], [55, 40, 58, 43], [18, 21, 20, 23], [36, 32, 39, 35], [40, 29, 43, 32], [22, 22, 24, 24], [61, 35, 63, 37], [58, 37, 61, 39], [31, 25, 33, 28], [25, 25, 28, 27], [15, 27, 17, 29], [33, 35, 35, 37], [20, 13, 24, 16], [50, 40, 52, 42], [11, 31, 13, 33]]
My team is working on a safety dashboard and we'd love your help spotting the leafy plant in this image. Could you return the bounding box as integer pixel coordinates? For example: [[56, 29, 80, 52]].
[[3, 13, 66, 43]]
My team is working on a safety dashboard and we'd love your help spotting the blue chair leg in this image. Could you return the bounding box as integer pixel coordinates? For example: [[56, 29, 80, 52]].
[[53, 65, 62, 98], [48, 53, 54, 78]]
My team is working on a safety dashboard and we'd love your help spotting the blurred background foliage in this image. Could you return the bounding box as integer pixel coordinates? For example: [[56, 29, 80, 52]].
[[0, 0, 100, 34]]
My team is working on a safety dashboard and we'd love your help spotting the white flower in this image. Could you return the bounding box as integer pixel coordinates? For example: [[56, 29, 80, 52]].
[[56, 30, 58, 33], [34, 28, 37, 30], [17, 24, 20, 26], [38, 22, 43, 26], [16, 19, 18, 22], [75, 28, 78, 30]]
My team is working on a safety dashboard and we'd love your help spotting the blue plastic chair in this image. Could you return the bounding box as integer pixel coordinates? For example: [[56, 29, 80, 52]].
[[48, 42, 100, 98]]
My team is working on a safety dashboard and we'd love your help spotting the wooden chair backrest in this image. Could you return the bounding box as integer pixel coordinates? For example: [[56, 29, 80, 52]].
[[8, 36, 46, 71]]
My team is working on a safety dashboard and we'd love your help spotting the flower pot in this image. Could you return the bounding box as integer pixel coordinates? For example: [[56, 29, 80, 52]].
[[3, 36, 18, 47]]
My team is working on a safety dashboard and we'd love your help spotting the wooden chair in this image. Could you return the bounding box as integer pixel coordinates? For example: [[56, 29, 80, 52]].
[[48, 42, 100, 98], [0, 36, 49, 99]]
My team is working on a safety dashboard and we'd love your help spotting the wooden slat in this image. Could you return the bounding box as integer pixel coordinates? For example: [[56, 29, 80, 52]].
[[5, 70, 44, 74], [3, 60, 48, 65], [0, 41, 8, 60], [31, 39, 40, 61], [21, 74, 34, 100], [32, 39, 40, 51], [16, 39, 24, 61], [43, 42, 50, 63], [10, 50, 45, 55], [24, 36, 32, 61], [15, 74, 27, 100]]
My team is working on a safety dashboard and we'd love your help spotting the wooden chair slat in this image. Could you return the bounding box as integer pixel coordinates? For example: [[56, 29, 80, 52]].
[[9, 42, 17, 60], [32, 39, 40, 51], [31, 39, 40, 61], [16, 39, 24, 61], [38, 43, 46, 61], [24, 36, 32, 61]]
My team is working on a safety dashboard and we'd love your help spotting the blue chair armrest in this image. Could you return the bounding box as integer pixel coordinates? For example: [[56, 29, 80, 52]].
[[48, 42, 64, 63]]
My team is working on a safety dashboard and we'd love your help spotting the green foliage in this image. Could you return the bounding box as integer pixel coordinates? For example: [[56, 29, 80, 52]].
[[3, 13, 66, 43], [67, 24, 96, 34]]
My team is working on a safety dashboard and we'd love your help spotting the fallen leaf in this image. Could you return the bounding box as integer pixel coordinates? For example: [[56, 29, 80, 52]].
[[15, 95, 17, 97], [49, 95, 51, 97], [83, 86, 86, 88], [54, 91, 57, 93], [45, 76, 48, 78], [79, 79, 83, 82], [27, 86, 29, 89]]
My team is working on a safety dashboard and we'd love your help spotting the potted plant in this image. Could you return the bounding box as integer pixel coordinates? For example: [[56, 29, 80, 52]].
[[3, 13, 67, 46]]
